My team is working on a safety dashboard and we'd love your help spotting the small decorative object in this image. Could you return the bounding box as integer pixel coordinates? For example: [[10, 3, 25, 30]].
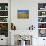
[[38, 17, 46, 22], [0, 17, 8, 22], [38, 23, 46, 28], [17, 10, 29, 19], [40, 8, 44, 10], [0, 23, 8, 37], [38, 17, 42, 22], [42, 12, 45, 15], [38, 3, 46, 10], [39, 29, 46, 37], [45, 6, 46, 8], [0, 23, 8, 30], [29, 25, 35, 30], [43, 39, 45, 40], [11, 23, 16, 30], [17, 40, 21, 45], [0, 11, 8, 16], [5, 6, 8, 10], [3, 18, 7, 22], [0, 6, 1, 10]]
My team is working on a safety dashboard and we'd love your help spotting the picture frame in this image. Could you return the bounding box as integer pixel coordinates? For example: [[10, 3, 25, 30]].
[[17, 10, 29, 19]]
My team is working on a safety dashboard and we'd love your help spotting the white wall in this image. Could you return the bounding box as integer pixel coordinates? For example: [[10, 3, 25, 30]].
[[11, 0, 46, 46], [11, 0, 38, 30], [11, 0, 46, 30], [0, 0, 46, 46], [11, 0, 38, 45]]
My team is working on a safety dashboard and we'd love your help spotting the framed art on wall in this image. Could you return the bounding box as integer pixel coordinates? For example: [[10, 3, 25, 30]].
[[17, 10, 29, 19]]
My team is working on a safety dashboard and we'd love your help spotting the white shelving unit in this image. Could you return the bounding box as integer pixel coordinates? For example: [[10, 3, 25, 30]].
[[0, 3, 8, 22], [38, 3, 46, 37], [0, 3, 8, 45]]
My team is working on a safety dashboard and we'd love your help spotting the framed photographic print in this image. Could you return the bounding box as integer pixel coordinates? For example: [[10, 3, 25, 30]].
[[17, 10, 29, 19]]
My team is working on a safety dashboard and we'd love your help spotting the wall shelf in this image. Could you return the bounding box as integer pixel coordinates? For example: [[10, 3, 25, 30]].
[[0, 16, 8, 17], [38, 28, 46, 29], [38, 16, 46, 17], [38, 22, 46, 23], [0, 10, 8, 11], [38, 10, 46, 11], [0, 22, 8, 23]]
